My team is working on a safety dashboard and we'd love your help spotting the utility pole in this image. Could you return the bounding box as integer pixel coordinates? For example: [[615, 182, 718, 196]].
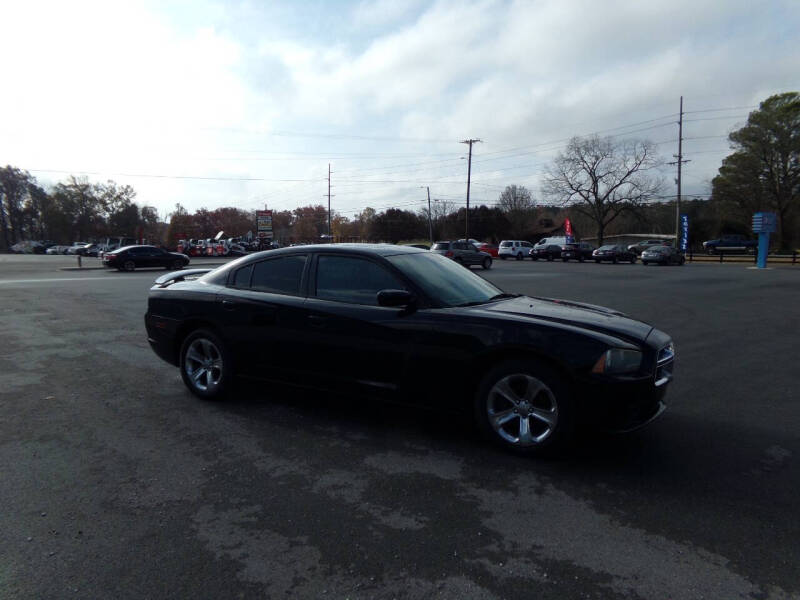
[[669, 97, 689, 248], [327, 163, 332, 243], [460, 139, 481, 241], [426, 186, 433, 245]]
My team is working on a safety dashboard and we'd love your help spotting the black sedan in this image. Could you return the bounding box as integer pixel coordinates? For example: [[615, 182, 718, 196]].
[[145, 244, 673, 456], [592, 245, 637, 264], [641, 246, 686, 266], [529, 244, 563, 261], [104, 245, 190, 271]]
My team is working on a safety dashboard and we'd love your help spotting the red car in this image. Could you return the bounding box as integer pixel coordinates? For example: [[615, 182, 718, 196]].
[[478, 243, 499, 258]]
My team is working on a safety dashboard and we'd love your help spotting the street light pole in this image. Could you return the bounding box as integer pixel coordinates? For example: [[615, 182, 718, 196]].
[[426, 186, 432, 245], [460, 139, 481, 242]]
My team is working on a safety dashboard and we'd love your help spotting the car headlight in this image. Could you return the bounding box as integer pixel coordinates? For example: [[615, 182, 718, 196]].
[[592, 348, 642, 374]]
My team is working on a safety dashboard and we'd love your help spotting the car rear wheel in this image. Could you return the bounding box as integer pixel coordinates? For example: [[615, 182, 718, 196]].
[[123, 260, 135, 271], [474, 359, 572, 456], [500, 255, 506, 260], [180, 329, 232, 400], [562, 257, 569, 262], [630, 256, 636, 264], [516, 252, 523, 261], [482, 257, 492, 270], [679, 257, 686, 265], [642, 261, 649, 265], [171, 259, 184, 270], [594, 259, 600, 263], [612, 257, 618, 264]]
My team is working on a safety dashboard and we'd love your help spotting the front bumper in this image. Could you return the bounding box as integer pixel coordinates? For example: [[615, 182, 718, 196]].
[[576, 377, 668, 432]]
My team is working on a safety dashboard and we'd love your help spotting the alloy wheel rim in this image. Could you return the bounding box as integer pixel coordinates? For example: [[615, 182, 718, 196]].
[[487, 374, 558, 446], [184, 338, 223, 392]]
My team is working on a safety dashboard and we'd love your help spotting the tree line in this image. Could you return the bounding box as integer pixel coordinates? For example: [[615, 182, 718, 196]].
[[3, 92, 797, 251]]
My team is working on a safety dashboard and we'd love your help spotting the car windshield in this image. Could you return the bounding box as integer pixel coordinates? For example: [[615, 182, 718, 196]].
[[387, 252, 502, 308], [499, 241, 512, 247], [431, 242, 450, 250], [599, 245, 616, 250]]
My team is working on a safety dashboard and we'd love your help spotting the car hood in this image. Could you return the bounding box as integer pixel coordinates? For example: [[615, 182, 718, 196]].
[[476, 296, 653, 343]]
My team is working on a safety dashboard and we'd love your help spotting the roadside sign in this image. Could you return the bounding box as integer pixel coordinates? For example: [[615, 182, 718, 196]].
[[752, 212, 777, 233], [680, 214, 689, 251], [256, 210, 273, 239], [564, 218, 574, 243]]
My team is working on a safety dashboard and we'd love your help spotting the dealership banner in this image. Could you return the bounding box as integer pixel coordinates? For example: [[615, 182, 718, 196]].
[[564, 218, 574, 243], [680, 214, 689, 251], [256, 210, 273, 238]]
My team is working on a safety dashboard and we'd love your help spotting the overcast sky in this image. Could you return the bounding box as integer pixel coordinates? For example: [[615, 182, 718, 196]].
[[1, 0, 798, 219]]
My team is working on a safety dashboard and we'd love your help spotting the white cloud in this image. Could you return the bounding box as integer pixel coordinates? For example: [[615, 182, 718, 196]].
[[0, 0, 798, 215]]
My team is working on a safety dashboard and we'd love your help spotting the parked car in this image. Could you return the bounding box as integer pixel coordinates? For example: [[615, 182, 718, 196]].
[[66, 242, 91, 255], [145, 244, 674, 456], [529, 244, 563, 261], [46, 245, 70, 255], [103, 245, 190, 271], [477, 243, 499, 257], [76, 243, 101, 257], [560, 242, 595, 262], [641, 246, 686, 266], [592, 245, 637, 263], [457, 238, 481, 248], [498, 240, 533, 260], [430, 241, 493, 269], [702, 234, 757, 254], [627, 239, 671, 255]]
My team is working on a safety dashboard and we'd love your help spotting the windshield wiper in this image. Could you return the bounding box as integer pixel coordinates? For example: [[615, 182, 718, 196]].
[[454, 293, 520, 308]]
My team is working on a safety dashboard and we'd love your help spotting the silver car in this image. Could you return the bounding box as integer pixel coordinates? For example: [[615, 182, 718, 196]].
[[430, 241, 493, 269]]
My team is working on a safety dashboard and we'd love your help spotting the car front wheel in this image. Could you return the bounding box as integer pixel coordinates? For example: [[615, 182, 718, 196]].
[[475, 359, 572, 456], [171, 259, 184, 270], [123, 260, 136, 271], [180, 329, 232, 400], [482, 257, 492, 270]]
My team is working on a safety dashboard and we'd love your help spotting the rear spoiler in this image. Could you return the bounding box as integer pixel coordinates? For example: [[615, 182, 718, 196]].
[[154, 269, 213, 288]]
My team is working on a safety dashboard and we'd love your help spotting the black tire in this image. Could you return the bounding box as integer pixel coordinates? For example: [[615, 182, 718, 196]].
[[642, 261, 649, 266], [578, 257, 585, 263], [500, 255, 506, 260], [171, 259, 184, 270], [474, 359, 573, 456], [680, 257, 686, 265], [454, 257, 463, 265], [612, 257, 618, 264], [515, 253, 523, 261], [482, 257, 492, 270], [562, 258, 569, 262], [594, 259, 600, 263], [547, 254, 554, 261], [531, 256, 538, 261], [123, 260, 136, 272], [630, 256, 636, 264], [179, 328, 233, 401]]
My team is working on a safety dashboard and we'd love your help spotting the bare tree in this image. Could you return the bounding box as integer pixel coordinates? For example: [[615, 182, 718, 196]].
[[497, 185, 534, 212], [543, 136, 663, 245]]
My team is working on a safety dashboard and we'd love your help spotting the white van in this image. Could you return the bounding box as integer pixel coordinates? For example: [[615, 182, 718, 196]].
[[498, 240, 533, 260], [534, 236, 568, 248]]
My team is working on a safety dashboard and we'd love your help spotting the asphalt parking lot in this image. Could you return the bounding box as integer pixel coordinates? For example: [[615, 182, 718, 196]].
[[1, 254, 798, 599]]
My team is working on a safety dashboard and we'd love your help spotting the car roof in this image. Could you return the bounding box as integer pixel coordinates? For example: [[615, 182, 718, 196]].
[[260, 243, 427, 257]]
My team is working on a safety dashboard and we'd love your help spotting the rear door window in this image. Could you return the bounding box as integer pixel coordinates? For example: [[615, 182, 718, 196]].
[[250, 255, 307, 295], [432, 242, 450, 250], [232, 264, 254, 288]]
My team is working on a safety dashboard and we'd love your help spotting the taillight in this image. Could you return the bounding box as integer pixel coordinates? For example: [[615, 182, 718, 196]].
[[445, 251, 454, 257]]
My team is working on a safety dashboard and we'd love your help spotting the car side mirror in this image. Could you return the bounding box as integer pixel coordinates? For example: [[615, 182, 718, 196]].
[[377, 289, 413, 307]]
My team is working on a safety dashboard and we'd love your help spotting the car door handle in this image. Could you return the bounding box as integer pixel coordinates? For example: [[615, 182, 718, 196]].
[[221, 299, 236, 310], [307, 314, 328, 328]]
